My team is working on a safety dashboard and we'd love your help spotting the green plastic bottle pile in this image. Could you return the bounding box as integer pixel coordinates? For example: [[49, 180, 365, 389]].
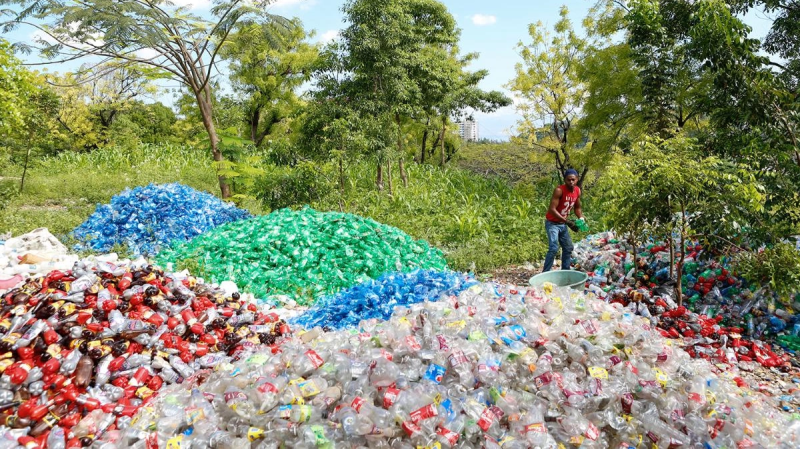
[[156, 207, 448, 305]]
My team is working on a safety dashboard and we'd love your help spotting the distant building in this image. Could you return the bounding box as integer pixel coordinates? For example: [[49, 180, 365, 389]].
[[458, 119, 479, 142]]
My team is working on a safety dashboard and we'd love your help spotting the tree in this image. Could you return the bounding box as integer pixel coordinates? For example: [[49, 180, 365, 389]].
[[0, 39, 37, 133], [2, 0, 290, 198], [317, 0, 460, 192], [416, 47, 510, 166], [508, 6, 592, 182], [600, 135, 764, 305], [223, 18, 318, 147]]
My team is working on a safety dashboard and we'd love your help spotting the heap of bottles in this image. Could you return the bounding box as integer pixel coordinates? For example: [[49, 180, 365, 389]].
[[0, 258, 286, 448], [574, 232, 799, 368], [123, 283, 800, 448]]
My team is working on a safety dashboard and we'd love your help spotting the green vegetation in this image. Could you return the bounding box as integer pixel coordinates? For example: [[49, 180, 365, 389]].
[[0, 144, 222, 236], [1, 143, 564, 272], [0, 0, 799, 284]]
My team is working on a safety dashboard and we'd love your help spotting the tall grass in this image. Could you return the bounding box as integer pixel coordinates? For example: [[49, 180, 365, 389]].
[[2, 143, 585, 273], [0, 144, 224, 237], [309, 162, 552, 272]]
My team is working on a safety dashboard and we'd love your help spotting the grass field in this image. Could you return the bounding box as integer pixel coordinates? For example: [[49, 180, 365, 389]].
[[1, 143, 599, 272]]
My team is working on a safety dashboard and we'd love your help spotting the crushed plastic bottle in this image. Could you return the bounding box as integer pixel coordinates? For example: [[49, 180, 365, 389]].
[[293, 269, 473, 330], [125, 281, 800, 448], [156, 207, 448, 305], [573, 231, 799, 370], [0, 255, 288, 447], [72, 183, 251, 255]]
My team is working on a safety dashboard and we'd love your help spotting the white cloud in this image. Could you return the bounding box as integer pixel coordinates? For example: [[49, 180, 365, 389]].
[[170, 0, 211, 10], [271, 0, 317, 10], [472, 14, 497, 26], [319, 29, 339, 43], [136, 48, 160, 61]]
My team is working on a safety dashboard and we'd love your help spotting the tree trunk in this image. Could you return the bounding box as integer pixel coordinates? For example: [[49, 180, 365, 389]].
[[386, 159, 394, 196], [577, 166, 589, 188], [376, 161, 384, 191], [19, 145, 31, 194], [399, 158, 408, 188], [669, 234, 675, 280], [249, 106, 261, 143], [440, 116, 447, 166], [196, 90, 231, 199], [420, 128, 429, 163]]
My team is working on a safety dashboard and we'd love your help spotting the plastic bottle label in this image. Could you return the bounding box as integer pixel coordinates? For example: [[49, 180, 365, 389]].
[[436, 335, 449, 351], [477, 408, 494, 431], [424, 364, 446, 384], [402, 421, 421, 436], [447, 349, 468, 367], [350, 396, 365, 412], [310, 425, 330, 446], [247, 427, 264, 441], [299, 380, 321, 397], [410, 403, 438, 423], [305, 350, 324, 368], [405, 335, 421, 351], [585, 421, 600, 440], [166, 435, 183, 449], [653, 368, 669, 387], [258, 382, 278, 394], [588, 367, 609, 379], [383, 388, 400, 408], [436, 426, 459, 445], [524, 423, 547, 434]]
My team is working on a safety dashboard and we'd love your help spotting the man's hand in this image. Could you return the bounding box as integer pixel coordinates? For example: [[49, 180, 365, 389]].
[[565, 219, 580, 232]]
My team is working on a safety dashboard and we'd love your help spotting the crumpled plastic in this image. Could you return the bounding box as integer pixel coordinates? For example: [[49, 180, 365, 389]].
[[0, 228, 78, 293], [156, 207, 448, 305], [573, 231, 799, 369], [71, 183, 250, 255], [123, 282, 800, 448], [293, 269, 474, 330]]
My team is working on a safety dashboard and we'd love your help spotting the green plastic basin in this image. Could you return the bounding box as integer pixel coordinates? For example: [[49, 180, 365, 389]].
[[529, 270, 588, 290]]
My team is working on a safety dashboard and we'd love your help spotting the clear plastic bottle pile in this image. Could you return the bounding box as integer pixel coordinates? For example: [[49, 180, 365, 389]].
[[124, 282, 800, 448], [573, 231, 799, 368], [0, 257, 286, 448]]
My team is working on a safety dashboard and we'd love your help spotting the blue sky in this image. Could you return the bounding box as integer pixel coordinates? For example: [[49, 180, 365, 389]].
[[5, 0, 778, 141]]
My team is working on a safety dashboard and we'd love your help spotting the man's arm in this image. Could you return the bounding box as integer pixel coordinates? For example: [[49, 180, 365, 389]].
[[574, 196, 584, 220], [548, 187, 566, 222]]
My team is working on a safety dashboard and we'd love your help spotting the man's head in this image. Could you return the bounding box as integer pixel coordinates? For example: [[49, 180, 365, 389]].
[[564, 169, 579, 188]]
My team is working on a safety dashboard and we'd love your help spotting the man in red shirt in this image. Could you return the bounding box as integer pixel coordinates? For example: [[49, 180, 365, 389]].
[[543, 169, 585, 272]]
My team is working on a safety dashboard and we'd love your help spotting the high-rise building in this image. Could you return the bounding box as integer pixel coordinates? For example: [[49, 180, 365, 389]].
[[458, 119, 479, 142]]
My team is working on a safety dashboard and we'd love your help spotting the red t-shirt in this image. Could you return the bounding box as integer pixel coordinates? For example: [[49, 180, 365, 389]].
[[546, 185, 581, 222]]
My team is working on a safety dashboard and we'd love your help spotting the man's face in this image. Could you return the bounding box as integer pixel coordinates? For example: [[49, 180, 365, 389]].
[[565, 174, 578, 188]]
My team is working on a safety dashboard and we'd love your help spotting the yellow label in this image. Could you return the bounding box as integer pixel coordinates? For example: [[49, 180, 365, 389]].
[[569, 435, 585, 445], [433, 393, 442, 405], [417, 444, 441, 449], [247, 427, 265, 441], [399, 317, 412, 327], [653, 368, 669, 387], [447, 320, 466, 330], [186, 408, 205, 425], [166, 435, 183, 449], [289, 377, 306, 386], [601, 312, 612, 321], [543, 283, 554, 295], [552, 296, 563, 308], [299, 381, 321, 397], [706, 391, 717, 405], [588, 366, 609, 380]]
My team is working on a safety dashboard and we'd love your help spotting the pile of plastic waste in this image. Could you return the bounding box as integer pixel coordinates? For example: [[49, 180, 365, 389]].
[[156, 207, 448, 305], [573, 232, 799, 369], [72, 183, 250, 255], [0, 257, 287, 448], [118, 281, 800, 448], [0, 229, 78, 293], [294, 269, 473, 330]]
